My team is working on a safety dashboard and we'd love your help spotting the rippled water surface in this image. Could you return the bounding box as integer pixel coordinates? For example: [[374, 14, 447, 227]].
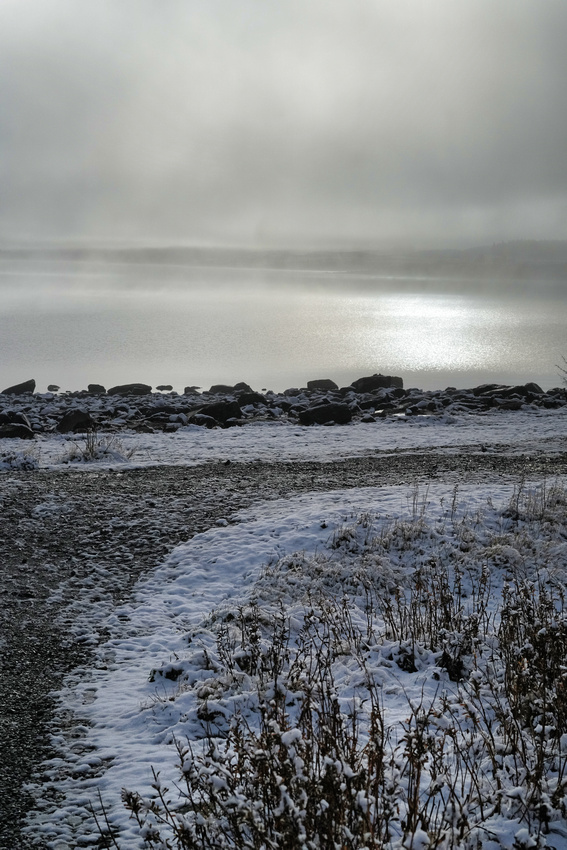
[[1, 260, 565, 393]]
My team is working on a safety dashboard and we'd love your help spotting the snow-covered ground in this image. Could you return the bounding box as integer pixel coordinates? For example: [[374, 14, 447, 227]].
[[3, 405, 567, 471], [16, 411, 567, 848]]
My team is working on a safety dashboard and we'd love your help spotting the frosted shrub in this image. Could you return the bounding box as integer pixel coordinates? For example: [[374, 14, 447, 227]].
[[60, 428, 135, 463], [122, 604, 399, 849], [117, 597, 562, 849]]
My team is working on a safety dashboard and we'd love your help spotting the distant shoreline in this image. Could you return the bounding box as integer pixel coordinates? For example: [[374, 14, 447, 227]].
[[2, 239, 567, 282]]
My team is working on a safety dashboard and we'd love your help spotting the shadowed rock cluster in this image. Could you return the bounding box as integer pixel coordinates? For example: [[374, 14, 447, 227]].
[[0, 375, 565, 438]]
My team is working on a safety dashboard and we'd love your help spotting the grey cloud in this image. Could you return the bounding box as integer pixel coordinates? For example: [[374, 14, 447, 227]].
[[1, 0, 567, 245]]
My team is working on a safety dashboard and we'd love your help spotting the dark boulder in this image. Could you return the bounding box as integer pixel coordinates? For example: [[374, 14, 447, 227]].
[[1, 379, 36, 395], [56, 409, 96, 433], [156, 384, 173, 391], [358, 397, 385, 411], [497, 384, 540, 400], [523, 382, 544, 395], [47, 384, 60, 392], [209, 384, 235, 395], [107, 383, 152, 396], [233, 382, 253, 393], [189, 413, 217, 428], [307, 378, 339, 392], [299, 403, 352, 425], [238, 392, 267, 406], [351, 374, 403, 393], [390, 387, 407, 399], [288, 403, 307, 416], [87, 384, 106, 395], [0, 411, 32, 428], [472, 383, 509, 396], [497, 398, 525, 410], [197, 400, 242, 424], [0, 423, 35, 439]]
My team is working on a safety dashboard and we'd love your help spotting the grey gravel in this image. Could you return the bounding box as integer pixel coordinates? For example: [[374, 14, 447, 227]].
[[1, 449, 567, 848]]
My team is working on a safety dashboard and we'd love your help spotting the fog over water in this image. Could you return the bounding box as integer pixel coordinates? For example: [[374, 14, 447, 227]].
[[2, 0, 567, 246], [1, 2, 566, 390], [1, 258, 565, 393]]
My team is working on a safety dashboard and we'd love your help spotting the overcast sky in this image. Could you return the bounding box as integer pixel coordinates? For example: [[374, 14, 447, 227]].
[[1, 0, 566, 248]]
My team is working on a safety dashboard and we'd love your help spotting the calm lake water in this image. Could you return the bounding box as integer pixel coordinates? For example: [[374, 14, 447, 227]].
[[1, 258, 566, 394]]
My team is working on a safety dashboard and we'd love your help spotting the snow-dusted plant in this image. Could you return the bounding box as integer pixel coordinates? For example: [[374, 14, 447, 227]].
[[115, 596, 516, 848], [465, 575, 567, 831], [60, 428, 135, 463], [122, 602, 402, 849]]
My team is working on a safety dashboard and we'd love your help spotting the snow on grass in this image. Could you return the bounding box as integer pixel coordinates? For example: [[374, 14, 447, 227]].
[[26, 478, 567, 848], [3, 405, 567, 469], [0, 445, 40, 470]]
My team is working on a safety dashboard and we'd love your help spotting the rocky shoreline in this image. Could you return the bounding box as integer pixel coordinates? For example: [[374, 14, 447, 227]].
[[1, 373, 566, 439]]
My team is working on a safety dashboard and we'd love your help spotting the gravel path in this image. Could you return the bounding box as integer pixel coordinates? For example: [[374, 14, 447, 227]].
[[1, 449, 567, 849]]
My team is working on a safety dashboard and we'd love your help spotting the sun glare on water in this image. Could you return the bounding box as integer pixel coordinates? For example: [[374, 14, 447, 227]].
[[350, 292, 516, 374]]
